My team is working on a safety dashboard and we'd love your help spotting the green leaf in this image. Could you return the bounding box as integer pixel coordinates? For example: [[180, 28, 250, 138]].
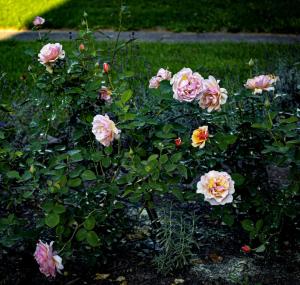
[[81, 170, 97, 181], [148, 154, 159, 161], [42, 202, 54, 212], [231, 173, 245, 186], [76, 228, 87, 241], [84, 216, 96, 230], [164, 163, 177, 172], [86, 231, 99, 247], [91, 151, 103, 162], [223, 214, 234, 226], [101, 157, 111, 168], [172, 188, 184, 202], [177, 164, 188, 179], [159, 154, 168, 164], [255, 219, 263, 231], [68, 178, 82, 187], [53, 204, 66, 214], [121, 89, 133, 103], [0, 131, 5, 139], [241, 219, 254, 232], [255, 244, 266, 253], [7, 170, 20, 179], [171, 152, 182, 163], [45, 213, 60, 228]]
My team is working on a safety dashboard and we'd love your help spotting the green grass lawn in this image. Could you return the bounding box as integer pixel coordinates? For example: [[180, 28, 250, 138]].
[[1, 40, 299, 95], [0, 0, 299, 33]]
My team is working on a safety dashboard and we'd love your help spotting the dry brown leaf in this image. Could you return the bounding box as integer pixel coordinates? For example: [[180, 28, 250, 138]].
[[209, 253, 223, 263]]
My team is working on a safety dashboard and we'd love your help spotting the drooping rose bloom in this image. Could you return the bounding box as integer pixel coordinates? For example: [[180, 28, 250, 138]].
[[34, 240, 63, 278], [99, 86, 112, 102], [92, 114, 121, 147], [170, 68, 204, 102], [156, 68, 172, 81], [191, 126, 209, 148], [38, 43, 65, 73], [199, 76, 228, 112], [244, 74, 279, 94], [149, 76, 161, 89], [196, 170, 235, 205], [33, 16, 45, 26]]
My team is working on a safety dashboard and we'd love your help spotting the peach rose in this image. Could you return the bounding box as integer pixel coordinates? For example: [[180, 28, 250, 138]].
[[33, 16, 45, 26], [92, 114, 120, 147], [196, 170, 235, 205], [34, 240, 63, 278], [199, 76, 228, 112], [244, 74, 279, 94], [38, 43, 65, 73], [170, 68, 204, 102], [191, 126, 209, 148]]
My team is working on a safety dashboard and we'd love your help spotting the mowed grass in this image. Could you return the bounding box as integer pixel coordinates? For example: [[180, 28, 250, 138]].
[[0, 0, 299, 33], [0, 41, 299, 81]]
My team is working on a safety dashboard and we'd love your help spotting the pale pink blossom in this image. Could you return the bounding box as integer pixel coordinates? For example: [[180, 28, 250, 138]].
[[38, 43, 65, 73], [33, 16, 45, 26], [92, 114, 121, 147], [34, 240, 63, 278], [149, 76, 161, 89], [156, 68, 172, 81], [199, 76, 228, 112], [170, 68, 204, 102], [244, 74, 279, 94], [197, 170, 235, 205]]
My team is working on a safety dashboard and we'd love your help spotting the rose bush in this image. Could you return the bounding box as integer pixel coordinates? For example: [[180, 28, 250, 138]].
[[0, 16, 299, 278]]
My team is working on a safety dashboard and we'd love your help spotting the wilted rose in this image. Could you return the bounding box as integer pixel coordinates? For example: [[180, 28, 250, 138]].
[[156, 68, 172, 81], [191, 126, 209, 148], [199, 76, 228, 112], [99, 86, 112, 102], [244, 74, 279, 94], [149, 76, 161, 89], [170, 68, 204, 102], [34, 240, 63, 278], [197, 170, 235, 205], [92, 114, 120, 147]]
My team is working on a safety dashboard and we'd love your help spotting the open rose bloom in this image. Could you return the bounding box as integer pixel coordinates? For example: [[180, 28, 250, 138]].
[[92, 114, 121, 147], [244, 74, 279, 94], [197, 170, 235, 205], [199, 76, 228, 112], [170, 68, 204, 102], [149, 68, 172, 89], [38, 43, 65, 73], [33, 16, 45, 26], [191, 126, 209, 148], [34, 240, 63, 278]]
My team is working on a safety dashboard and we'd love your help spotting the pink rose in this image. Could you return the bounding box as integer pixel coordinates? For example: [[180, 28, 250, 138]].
[[92, 114, 121, 147], [199, 76, 228, 112], [157, 68, 172, 81], [33, 16, 45, 26], [149, 76, 161, 89], [99, 86, 112, 102], [244, 74, 279, 94], [170, 68, 204, 102], [197, 170, 235, 206], [34, 240, 63, 278], [38, 43, 65, 73]]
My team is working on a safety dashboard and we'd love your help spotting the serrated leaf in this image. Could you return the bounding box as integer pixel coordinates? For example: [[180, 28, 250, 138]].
[[53, 204, 65, 214], [68, 178, 82, 187], [84, 216, 96, 230], [241, 219, 254, 232], [76, 228, 87, 241], [86, 231, 99, 247]]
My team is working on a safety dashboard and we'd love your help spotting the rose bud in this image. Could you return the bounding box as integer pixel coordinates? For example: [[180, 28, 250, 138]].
[[103, 62, 110, 73], [241, 245, 251, 253], [175, 137, 182, 147], [79, 43, 85, 52]]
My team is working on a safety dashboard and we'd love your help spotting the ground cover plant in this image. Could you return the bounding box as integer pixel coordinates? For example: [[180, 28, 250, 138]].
[[0, 15, 300, 284], [0, 0, 300, 33]]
